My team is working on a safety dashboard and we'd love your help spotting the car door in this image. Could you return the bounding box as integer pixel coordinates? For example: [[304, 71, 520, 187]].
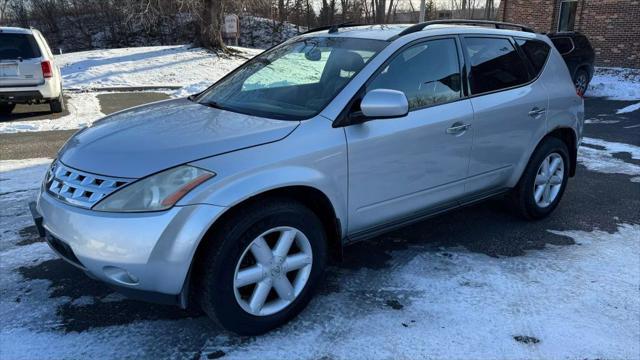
[[461, 36, 549, 195], [344, 37, 474, 234]]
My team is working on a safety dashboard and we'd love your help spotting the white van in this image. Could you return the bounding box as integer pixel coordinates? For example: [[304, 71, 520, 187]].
[[0, 26, 64, 115]]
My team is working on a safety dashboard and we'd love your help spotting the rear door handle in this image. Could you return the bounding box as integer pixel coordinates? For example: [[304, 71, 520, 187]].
[[446, 122, 471, 135], [529, 107, 546, 117]]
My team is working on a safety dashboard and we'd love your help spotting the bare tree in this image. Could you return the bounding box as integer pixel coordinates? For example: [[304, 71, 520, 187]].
[[484, 0, 494, 20], [0, 0, 11, 25], [193, 0, 227, 51]]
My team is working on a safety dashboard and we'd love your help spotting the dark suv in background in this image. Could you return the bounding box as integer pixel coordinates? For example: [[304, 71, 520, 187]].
[[548, 32, 595, 95]]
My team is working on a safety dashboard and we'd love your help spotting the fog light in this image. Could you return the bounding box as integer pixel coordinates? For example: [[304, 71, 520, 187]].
[[103, 266, 139, 285]]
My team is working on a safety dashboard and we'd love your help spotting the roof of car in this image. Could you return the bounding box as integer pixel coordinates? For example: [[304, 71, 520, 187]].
[[302, 23, 538, 41], [0, 26, 34, 34], [547, 31, 585, 37]]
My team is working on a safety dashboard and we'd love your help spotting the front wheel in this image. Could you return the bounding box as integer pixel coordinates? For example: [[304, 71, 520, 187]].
[[510, 137, 570, 220], [195, 199, 327, 335]]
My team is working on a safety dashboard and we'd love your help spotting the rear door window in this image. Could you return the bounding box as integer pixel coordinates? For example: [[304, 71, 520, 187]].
[[515, 38, 551, 76], [0, 33, 42, 60], [464, 37, 530, 95]]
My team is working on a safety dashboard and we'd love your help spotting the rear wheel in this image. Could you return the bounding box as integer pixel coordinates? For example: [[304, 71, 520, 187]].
[[573, 68, 589, 96], [50, 91, 65, 113], [510, 137, 570, 220], [195, 198, 327, 335], [0, 103, 16, 115]]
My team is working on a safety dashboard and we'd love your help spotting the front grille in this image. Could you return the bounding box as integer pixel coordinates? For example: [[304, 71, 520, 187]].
[[46, 161, 132, 209]]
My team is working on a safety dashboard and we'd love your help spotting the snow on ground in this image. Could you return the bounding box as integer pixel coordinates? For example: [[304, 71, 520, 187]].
[[579, 137, 640, 182], [586, 67, 640, 101], [57, 45, 261, 93], [0, 92, 104, 133], [1, 145, 639, 359], [584, 118, 620, 124], [617, 102, 640, 114], [0, 158, 51, 194]]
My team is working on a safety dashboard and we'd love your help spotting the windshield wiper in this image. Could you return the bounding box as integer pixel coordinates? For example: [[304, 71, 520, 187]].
[[202, 101, 225, 110]]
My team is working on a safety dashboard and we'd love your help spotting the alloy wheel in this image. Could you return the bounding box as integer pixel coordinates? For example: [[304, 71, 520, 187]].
[[233, 226, 313, 316], [575, 73, 588, 95], [533, 153, 565, 208]]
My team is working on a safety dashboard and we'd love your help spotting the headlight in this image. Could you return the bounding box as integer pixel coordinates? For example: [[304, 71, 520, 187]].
[[93, 165, 214, 212]]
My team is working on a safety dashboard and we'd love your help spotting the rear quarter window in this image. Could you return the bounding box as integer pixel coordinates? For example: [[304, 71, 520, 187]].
[[550, 37, 574, 55], [464, 37, 530, 95], [574, 35, 592, 50], [516, 38, 551, 76], [0, 33, 42, 60]]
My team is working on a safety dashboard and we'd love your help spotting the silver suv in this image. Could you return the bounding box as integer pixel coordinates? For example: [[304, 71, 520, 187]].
[[0, 27, 64, 115], [31, 21, 583, 335]]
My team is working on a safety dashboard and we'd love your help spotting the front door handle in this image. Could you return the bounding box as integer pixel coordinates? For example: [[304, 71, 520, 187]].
[[529, 107, 546, 117], [446, 122, 471, 135]]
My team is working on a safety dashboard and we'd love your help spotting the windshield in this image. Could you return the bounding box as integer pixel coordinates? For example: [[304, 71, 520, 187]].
[[197, 37, 387, 120]]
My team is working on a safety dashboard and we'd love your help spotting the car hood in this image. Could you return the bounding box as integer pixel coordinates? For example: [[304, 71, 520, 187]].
[[59, 98, 299, 178]]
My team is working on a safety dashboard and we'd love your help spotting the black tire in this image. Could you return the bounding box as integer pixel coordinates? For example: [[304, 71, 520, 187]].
[[50, 91, 65, 113], [510, 137, 570, 220], [195, 198, 327, 335], [0, 103, 16, 115], [573, 68, 589, 96]]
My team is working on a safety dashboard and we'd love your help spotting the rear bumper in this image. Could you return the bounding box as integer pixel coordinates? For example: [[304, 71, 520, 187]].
[[30, 191, 226, 305], [0, 90, 43, 104], [0, 78, 60, 102]]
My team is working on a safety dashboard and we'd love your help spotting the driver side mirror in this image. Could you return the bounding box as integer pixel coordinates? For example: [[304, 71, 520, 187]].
[[355, 89, 408, 122]]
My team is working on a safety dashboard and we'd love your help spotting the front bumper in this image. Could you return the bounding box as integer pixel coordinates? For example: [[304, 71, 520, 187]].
[[31, 191, 226, 305]]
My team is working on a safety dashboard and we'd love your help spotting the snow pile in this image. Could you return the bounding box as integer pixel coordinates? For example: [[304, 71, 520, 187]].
[[57, 45, 260, 91], [587, 67, 640, 100]]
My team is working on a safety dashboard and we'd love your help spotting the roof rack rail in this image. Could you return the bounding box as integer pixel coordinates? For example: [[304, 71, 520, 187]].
[[302, 22, 367, 35], [392, 19, 534, 39]]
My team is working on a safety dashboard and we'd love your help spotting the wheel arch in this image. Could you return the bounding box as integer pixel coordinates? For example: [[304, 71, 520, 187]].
[[542, 127, 578, 177], [190, 185, 344, 284], [573, 64, 593, 81]]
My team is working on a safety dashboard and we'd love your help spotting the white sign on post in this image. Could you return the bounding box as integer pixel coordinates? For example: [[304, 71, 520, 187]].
[[222, 14, 239, 45]]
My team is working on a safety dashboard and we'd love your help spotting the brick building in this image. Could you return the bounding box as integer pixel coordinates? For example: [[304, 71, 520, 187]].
[[497, 0, 640, 68]]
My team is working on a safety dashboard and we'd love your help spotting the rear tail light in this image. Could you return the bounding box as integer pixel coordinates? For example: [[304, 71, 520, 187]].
[[41, 60, 53, 78]]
